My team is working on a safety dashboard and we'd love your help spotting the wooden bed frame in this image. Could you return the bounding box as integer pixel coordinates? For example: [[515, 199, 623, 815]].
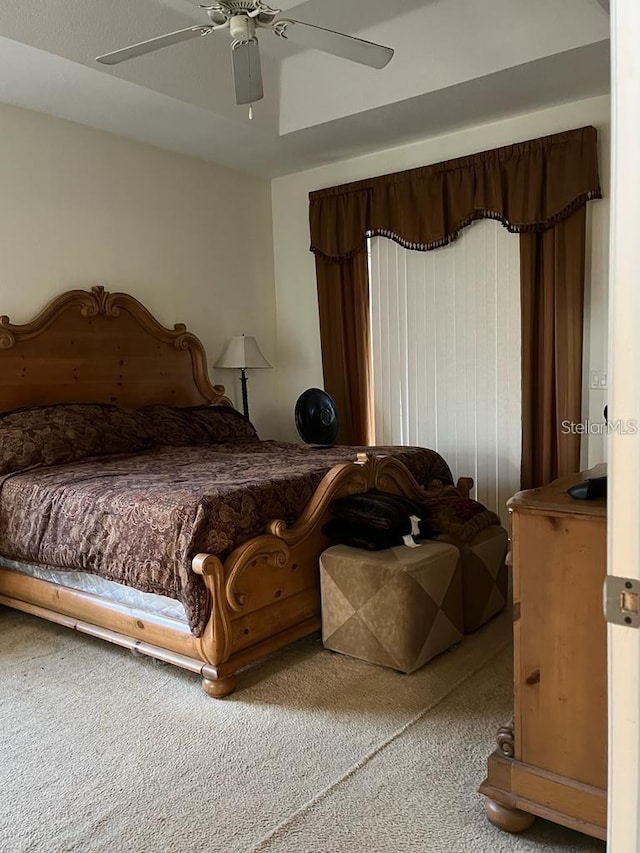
[[0, 286, 472, 697]]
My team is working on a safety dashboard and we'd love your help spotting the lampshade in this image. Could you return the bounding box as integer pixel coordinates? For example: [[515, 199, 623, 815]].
[[215, 335, 271, 370]]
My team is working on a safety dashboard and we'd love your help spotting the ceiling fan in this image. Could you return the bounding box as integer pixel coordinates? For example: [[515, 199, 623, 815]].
[[96, 1, 394, 116]]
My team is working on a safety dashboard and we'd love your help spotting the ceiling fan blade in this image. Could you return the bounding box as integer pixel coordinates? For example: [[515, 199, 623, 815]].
[[231, 39, 264, 104], [96, 25, 212, 66], [275, 20, 394, 69]]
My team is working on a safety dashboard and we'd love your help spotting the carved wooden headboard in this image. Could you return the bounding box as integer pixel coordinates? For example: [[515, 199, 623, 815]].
[[0, 286, 233, 412]]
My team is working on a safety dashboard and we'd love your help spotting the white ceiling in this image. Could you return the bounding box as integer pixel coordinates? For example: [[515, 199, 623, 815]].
[[0, 0, 610, 177]]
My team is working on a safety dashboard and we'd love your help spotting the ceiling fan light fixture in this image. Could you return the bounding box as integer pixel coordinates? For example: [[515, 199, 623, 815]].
[[203, 2, 279, 24]]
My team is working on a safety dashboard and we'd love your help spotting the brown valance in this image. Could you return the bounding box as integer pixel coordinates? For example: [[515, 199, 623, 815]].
[[310, 125, 601, 260]]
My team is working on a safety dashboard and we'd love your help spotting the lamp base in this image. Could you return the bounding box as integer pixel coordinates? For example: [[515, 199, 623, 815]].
[[239, 368, 250, 420]]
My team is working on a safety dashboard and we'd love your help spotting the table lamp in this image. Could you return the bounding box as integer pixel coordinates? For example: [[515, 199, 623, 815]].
[[215, 334, 271, 420]]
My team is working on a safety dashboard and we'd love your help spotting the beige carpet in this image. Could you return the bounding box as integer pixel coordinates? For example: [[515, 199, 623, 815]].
[[0, 607, 605, 853]]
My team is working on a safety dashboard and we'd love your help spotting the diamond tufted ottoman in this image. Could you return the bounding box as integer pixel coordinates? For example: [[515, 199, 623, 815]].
[[436, 525, 509, 633], [319, 541, 463, 674]]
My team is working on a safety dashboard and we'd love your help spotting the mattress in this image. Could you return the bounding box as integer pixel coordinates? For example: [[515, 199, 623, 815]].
[[0, 556, 188, 624]]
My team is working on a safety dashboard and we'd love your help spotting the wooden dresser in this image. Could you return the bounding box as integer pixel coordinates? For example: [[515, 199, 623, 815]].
[[479, 473, 607, 840]]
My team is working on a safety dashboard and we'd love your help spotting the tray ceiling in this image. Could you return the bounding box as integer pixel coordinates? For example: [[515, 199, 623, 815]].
[[0, 0, 610, 177]]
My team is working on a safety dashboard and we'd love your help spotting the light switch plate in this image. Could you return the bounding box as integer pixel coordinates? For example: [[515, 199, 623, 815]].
[[590, 371, 608, 390]]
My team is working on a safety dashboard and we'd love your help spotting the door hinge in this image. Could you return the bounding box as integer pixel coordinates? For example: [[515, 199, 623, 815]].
[[604, 577, 640, 628]]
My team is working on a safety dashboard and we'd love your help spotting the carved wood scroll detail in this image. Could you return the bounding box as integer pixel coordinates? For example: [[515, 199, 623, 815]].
[[267, 453, 462, 544], [192, 553, 234, 666], [496, 720, 515, 757], [223, 537, 290, 613]]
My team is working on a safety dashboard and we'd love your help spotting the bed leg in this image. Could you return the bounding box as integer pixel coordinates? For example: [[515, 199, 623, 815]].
[[202, 674, 237, 699]]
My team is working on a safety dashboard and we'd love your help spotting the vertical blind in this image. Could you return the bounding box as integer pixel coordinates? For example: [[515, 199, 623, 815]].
[[369, 220, 521, 523]]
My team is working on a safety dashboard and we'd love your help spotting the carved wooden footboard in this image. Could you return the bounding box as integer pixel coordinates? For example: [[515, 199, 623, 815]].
[[192, 452, 471, 696]]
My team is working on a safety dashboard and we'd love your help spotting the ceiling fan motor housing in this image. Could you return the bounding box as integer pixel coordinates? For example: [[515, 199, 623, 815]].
[[230, 15, 256, 43], [206, 3, 279, 27]]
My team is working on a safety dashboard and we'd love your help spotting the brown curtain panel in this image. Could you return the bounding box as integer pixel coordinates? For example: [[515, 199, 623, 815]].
[[520, 207, 587, 489], [315, 251, 372, 445], [309, 126, 601, 486]]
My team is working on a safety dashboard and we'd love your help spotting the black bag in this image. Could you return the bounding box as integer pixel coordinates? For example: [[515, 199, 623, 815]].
[[323, 518, 403, 551], [323, 490, 434, 550]]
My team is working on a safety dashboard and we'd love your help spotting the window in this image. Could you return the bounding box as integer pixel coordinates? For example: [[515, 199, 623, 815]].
[[369, 220, 521, 522]]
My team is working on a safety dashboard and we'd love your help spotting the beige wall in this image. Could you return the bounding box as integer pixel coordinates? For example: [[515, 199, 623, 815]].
[[0, 96, 611, 459], [0, 102, 278, 437], [271, 95, 611, 465]]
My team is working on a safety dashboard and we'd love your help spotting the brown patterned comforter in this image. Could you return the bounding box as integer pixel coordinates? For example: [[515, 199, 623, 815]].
[[0, 441, 452, 635]]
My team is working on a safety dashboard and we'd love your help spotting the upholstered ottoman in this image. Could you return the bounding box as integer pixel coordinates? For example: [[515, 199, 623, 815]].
[[436, 525, 509, 633], [319, 542, 463, 673]]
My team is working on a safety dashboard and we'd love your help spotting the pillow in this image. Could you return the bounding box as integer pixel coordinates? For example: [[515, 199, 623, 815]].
[[421, 495, 502, 542], [138, 405, 258, 446], [188, 406, 258, 442], [0, 403, 259, 477], [0, 404, 152, 476]]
